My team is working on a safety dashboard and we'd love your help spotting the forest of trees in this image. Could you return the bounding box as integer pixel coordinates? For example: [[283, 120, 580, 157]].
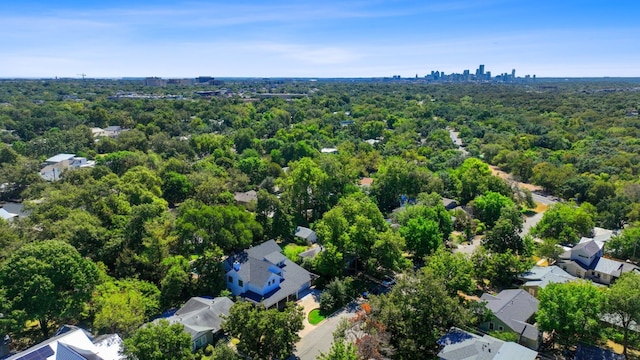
[[0, 78, 639, 359]]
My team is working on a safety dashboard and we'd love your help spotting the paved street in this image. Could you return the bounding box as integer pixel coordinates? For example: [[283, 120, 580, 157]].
[[521, 193, 558, 237]]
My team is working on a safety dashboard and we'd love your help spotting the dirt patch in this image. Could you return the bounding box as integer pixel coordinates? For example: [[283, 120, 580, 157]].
[[489, 165, 542, 192], [534, 202, 549, 213]]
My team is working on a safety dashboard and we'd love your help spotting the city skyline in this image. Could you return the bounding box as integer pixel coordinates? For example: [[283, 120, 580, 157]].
[[1, 0, 639, 78]]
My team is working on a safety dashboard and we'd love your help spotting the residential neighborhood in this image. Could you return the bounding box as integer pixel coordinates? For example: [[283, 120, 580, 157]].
[[1, 77, 640, 360]]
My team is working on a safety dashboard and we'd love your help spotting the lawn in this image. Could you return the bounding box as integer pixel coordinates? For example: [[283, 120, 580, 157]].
[[283, 243, 308, 261], [308, 309, 325, 325]]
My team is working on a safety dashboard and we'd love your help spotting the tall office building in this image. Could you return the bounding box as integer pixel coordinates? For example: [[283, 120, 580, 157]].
[[512, 69, 516, 79], [479, 64, 485, 76]]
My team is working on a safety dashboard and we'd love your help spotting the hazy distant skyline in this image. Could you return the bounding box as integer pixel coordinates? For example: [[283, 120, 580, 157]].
[[1, 0, 639, 78]]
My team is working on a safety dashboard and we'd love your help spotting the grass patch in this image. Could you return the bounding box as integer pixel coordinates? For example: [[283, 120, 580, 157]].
[[308, 309, 325, 325], [283, 243, 308, 261]]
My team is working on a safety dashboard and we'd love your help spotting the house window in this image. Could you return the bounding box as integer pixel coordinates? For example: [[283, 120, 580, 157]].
[[238, 279, 244, 287], [228, 276, 232, 283], [498, 326, 504, 331], [489, 323, 494, 330]]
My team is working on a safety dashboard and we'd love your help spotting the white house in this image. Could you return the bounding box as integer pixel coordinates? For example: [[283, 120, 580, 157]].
[[6, 325, 123, 360], [438, 327, 538, 360], [558, 238, 640, 285], [224, 240, 314, 308], [40, 153, 95, 181]]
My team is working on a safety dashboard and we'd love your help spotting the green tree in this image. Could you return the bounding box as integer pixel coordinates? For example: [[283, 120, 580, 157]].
[[371, 157, 437, 212], [536, 281, 605, 348], [606, 272, 640, 359], [223, 301, 304, 360], [92, 278, 160, 336], [314, 242, 345, 278], [454, 158, 493, 204], [160, 256, 193, 308], [471, 247, 532, 289], [0, 240, 99, 337], [369, 269, 471, 359], [162, 171, 194, 207], [122, 319, 194, 360], [399, 217, 442, 258], [606, 225, 640, 262], [208, 341, 241, 360], [472, 191, 515, 227], [174, 201, 262, 254], [531, 202, 595, 244], [315, 192, 396, 272], [394, 201, 453, 246], [482, 205, 525, 254], [424, 247, 475, 295], [282, 157, 330, 223], [318, 341, 358, 360]]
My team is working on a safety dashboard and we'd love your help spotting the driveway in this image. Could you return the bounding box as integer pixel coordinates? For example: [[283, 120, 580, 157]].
[[296, 289, 322, 338], [295, 302, 361, 360], [453, 235, 483, 255]]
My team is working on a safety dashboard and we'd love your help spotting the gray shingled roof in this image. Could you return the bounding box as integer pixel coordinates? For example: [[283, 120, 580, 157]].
[[294, 226, 315, 240], [226, 240, 313, 308], [159, 297, 233, 339], [480, 289, 539, 342], [519, 265, 577, 289], [437, 327, 538, 360], [593, 257, 624, 277], [572, 240, 602, 259]]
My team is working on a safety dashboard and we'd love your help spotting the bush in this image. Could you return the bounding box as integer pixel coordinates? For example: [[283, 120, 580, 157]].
[[319, 291, 336, 315], [319, 277, 354, 315], [204, 344, 214, 356], [489, 331, 519, 342]]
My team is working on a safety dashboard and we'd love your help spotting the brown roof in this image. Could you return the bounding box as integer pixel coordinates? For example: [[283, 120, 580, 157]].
[[359, 177, 374, 186]]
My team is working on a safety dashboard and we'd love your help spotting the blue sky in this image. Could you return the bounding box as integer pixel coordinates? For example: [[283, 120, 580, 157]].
[[1, 0, 638, 78]]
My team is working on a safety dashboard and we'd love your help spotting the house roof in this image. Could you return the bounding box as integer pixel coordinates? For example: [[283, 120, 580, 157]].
[[437, 327, 538, 360], [45, 153, 76, 163], [519, 265, 577, 289], [572, 240, 602, 259], [294, 226, 316, 240], [359, 177, 374, 186], [480, 289, 539, 341], [442, 197, 459, 210], [0, 208, 18, 221], [299, 246, 322, 259], [593, 257, 624, 277], [1, 202, 29, 218], [226, 240, 313, 308], [6, 327, 123, 360], [158, 297, 233, 339], [233, 190, 257, 204]]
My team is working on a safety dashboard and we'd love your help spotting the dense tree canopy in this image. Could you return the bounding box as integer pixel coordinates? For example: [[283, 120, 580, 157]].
[[532, 202, 595, 244], [1, 78, 640, 352], [537, 281, 605, 347], [0, 240, 99, 337], [121, 319, 194, 360], [369, 269, 472, 359], [223, 301, 304, 360]]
